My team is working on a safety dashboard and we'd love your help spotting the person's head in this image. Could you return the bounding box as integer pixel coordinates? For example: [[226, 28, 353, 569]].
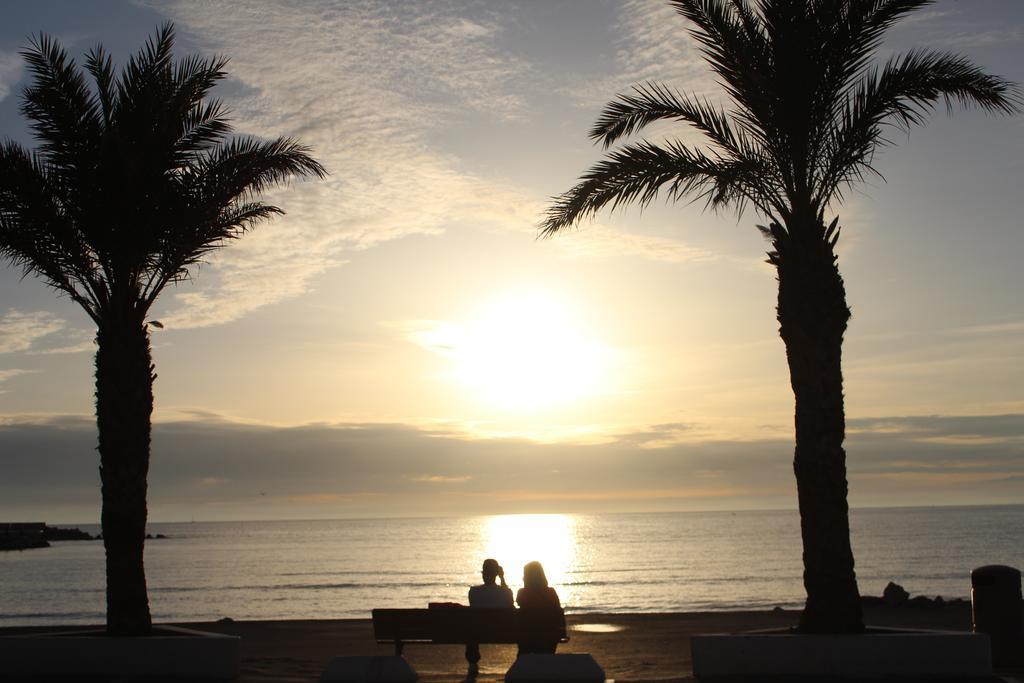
[[481, 558, 505, 586], [523, 561, 548, 589]]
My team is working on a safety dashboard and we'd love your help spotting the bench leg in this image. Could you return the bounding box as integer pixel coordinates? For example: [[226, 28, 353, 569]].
[[395, 641, 404, 657]]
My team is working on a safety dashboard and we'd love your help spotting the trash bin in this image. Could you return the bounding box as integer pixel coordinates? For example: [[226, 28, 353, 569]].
[[971, 565, 1023, 667]]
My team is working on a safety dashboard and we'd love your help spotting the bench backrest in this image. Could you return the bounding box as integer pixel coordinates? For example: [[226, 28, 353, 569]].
[[372, 607, 567, 644]]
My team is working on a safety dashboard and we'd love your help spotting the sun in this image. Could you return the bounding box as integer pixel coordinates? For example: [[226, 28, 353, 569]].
[[444, 290, 613, 411]]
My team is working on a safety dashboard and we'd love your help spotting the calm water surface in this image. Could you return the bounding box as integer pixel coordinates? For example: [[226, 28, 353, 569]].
[[1, 506, 1021, 626]]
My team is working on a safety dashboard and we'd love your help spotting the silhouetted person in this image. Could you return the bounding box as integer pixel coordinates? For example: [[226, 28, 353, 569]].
[[516, 560, 561, 656], [466, 558, 513, 673]]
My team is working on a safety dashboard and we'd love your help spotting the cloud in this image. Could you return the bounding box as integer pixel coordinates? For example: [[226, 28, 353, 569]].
[[849, 414, 1024, 445], [0, 369, 31, 393], [562, 0, 712, 107], [945, 27, 1023, 48], [410, 474, 472, 484], [0, 51, 20, 102], [1, 411, 1021, 521], [0, 309, 95, 355], [550, 223, 716, 263], [947, 319, 1024, 337], [898, 9, 957, 25], [130, 0, 539, 330], [614, 421, 695, 448], [0, 310, 65, 353]]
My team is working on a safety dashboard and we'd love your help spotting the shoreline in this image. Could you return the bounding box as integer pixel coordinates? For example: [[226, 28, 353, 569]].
[[2, 603, 994, 682]]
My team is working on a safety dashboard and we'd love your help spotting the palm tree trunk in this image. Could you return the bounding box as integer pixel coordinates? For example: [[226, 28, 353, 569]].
[[95, 312, 154, 636], [774, 217, 863, 633]]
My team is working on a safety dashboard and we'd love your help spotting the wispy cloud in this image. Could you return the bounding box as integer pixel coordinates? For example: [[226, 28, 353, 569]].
[[945, 27, 1023, 48], [551, 223, 716, 263], [563, 0, 711, 107], [898, 9, 957, 25], [0, 310, 64, 353], [0, 309, 94, 355], [135, 0, 538, 329], [0, 50, 20, 102], [0, 368, 30, 394], [410, 474, 472, 484], [947, 318, 1024, 337]]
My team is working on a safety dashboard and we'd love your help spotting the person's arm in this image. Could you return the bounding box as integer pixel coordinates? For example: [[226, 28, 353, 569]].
[[549, 588, 561, 608], [515, 588, 524, 607]]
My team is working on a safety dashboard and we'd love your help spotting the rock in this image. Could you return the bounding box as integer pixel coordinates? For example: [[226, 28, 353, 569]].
[[772, 606, 785, 613], [155, 533, 167, 539], [216, 617, 234, 624], [882, 582, 909, 607], [42, 525, 97, 541], [907, 595, 936, 609]]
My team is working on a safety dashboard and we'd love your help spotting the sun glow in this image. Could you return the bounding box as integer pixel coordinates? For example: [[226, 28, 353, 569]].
[[481, 514, 582, 605], [423, 290, 614, 411]]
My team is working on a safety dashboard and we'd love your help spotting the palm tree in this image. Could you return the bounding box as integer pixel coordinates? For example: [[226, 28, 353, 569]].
[[543, 0, 1018, 633], [0, 24, 325, 635]]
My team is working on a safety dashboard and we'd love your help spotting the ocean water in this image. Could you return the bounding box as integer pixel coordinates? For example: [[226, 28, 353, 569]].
[[1, 506, 1022, 626]]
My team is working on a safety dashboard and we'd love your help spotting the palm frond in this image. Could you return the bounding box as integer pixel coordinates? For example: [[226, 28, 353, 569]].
[[0, 142, 105, 320], [192, 136, 327, 205], [19, 33, 102, 174], [670, 0, 771, 131], [817, 48, 1021, 206], [1, 23, 327, 320], [729, 0, 763, 41], [84, 45, 116, 126], [142, 202, 282, 305], [542, 139, 771, 236], [591, 82, 740, 153]]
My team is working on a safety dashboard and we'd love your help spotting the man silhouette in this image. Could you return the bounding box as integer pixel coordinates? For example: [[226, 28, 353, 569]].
[[466, 558, 513, 673]]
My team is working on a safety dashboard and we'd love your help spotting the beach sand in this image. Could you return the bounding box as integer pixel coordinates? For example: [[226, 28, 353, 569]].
[[6, 602, 1017, 681], [164, 602, 1001, 682]]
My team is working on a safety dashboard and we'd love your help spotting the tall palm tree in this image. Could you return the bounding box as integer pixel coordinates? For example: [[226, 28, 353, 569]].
[[543, 0, 1018, 633], [0, 24, 325, 635]]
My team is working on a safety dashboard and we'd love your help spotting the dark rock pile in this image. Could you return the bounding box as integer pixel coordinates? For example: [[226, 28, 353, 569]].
[[42, 525, 98, 541], [860, 581, 967, 609]]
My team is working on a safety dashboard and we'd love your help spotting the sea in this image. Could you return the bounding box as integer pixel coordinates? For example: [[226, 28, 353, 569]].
[[2, 505, 1022, 627]]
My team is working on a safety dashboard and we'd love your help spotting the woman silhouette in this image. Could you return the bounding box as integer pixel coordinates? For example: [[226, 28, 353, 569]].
[[515, 561, 562, 655]]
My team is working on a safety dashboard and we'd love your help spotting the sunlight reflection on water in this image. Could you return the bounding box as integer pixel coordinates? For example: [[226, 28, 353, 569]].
[[4, 507, 1021, 626], [481, 514, 585, 606], [572, 623, 625, 633]]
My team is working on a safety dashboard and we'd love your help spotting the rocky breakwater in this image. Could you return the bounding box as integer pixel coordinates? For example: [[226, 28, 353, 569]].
[[1, 523, 100, 551], [861, 581, 970, 610]]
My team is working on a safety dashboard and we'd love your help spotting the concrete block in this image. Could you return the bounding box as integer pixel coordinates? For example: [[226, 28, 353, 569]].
[[0, 625, 240, 678], [690, 627, 992, 679]]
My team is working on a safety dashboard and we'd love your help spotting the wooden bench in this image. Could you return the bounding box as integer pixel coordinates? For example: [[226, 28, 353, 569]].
[[372, 607, 568, 658]]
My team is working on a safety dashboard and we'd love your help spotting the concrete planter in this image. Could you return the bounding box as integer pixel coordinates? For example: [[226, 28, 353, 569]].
[[690, 627, 992, 679], [0, 625, 240, 679]]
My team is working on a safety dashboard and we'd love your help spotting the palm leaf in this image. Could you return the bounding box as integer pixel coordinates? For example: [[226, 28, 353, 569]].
[[542, 139, 770, 235], [817, 49, 1021, 206]]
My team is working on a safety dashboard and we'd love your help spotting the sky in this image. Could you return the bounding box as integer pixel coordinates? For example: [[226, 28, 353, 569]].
[[1, 0, 1023, 522]]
